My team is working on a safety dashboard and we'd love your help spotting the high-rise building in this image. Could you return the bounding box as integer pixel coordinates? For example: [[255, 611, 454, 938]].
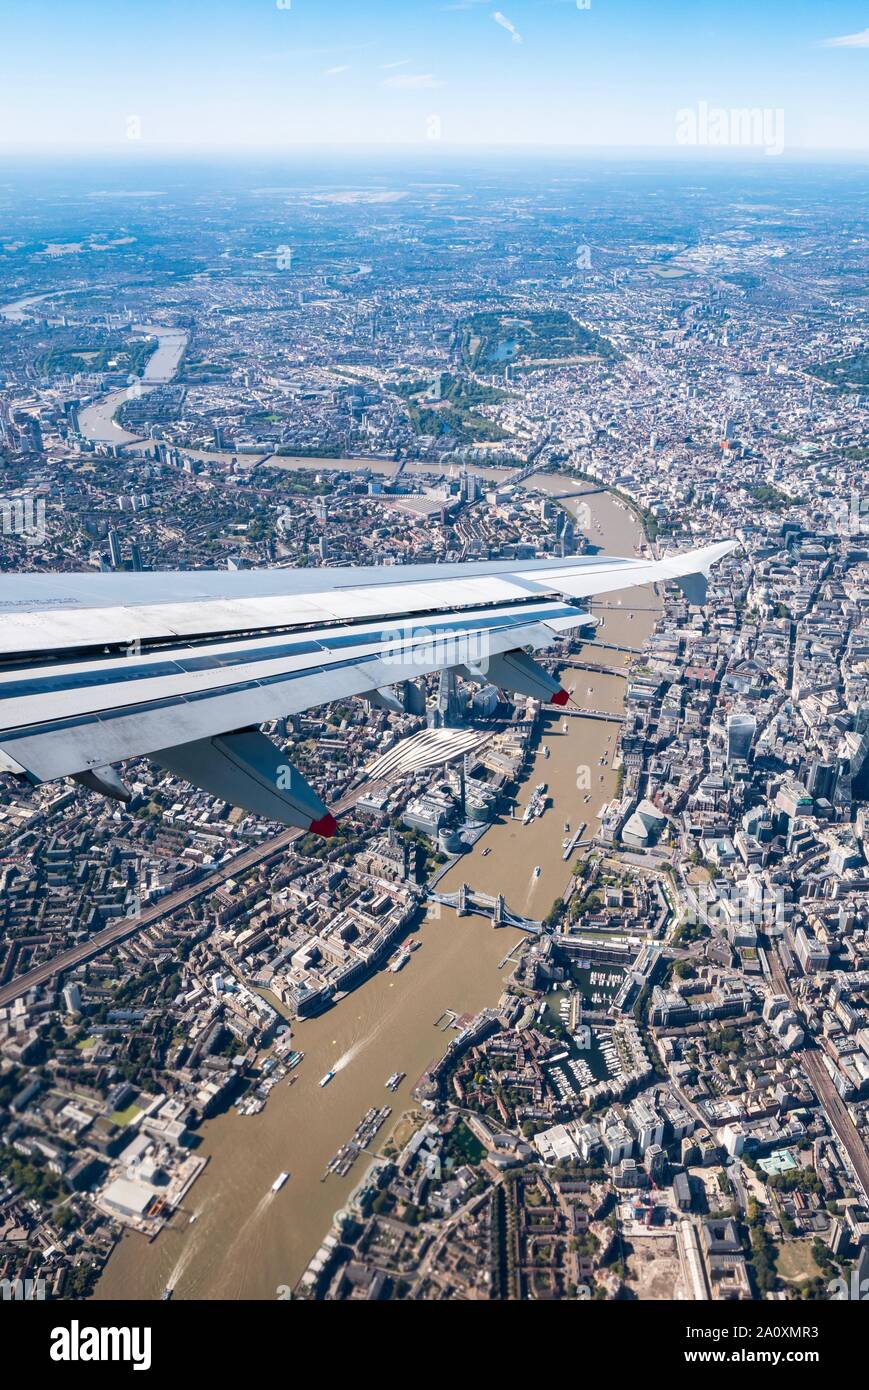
[[807, 760, 836, 801], [12, 411, 43, 454], [62, 983, 82, 1016], [429, 669, 465, 728], [461, 472, 479, 503], [402, 680, 426, 717], [726, 712, 756, 766]]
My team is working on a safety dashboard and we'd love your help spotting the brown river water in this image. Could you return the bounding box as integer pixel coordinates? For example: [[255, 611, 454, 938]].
[[96, 483, 660, 1301]]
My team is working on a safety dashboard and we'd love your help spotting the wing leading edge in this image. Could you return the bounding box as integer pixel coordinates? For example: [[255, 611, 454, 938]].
[[0, 540, 737, 831]]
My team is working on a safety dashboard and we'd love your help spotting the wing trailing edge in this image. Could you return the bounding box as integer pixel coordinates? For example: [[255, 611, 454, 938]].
[[0, 540, 737, 828]]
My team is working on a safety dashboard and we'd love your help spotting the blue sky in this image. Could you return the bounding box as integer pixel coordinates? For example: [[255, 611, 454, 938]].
[[1, 0, 868, 154]]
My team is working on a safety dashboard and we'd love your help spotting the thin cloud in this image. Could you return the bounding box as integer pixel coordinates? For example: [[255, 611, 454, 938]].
[[263, 41, 376, 62], [492, 11, 524, 44], [822, 28, 869, 47], [380, 59, 412, 70], [324, 65, 351, 76], [382, 72, 444, 90]]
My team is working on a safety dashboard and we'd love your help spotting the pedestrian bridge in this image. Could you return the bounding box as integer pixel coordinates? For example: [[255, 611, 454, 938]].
[[427, 882, 544, 933]]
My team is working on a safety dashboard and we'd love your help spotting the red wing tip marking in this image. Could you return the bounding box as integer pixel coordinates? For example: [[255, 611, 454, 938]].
[[309, 812, 339, 838]]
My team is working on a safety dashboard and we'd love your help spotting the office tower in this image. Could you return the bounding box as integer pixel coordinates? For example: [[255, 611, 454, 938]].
[[726, 712, 756, 766], [402, 680, 426, 717], [848, 702, 869, 782], [108, 531, 123, 570], [130, 543, 143, 573], [807, 760, 835, 802], [430, 669, 464, 728], [12, 411, 43, 454]]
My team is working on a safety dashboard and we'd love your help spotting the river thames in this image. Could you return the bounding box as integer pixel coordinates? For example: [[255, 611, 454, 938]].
[[95, 481, 659, 1301]]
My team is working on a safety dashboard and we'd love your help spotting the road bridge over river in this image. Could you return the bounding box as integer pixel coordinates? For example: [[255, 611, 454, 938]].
[[427, 883, 544, 933]]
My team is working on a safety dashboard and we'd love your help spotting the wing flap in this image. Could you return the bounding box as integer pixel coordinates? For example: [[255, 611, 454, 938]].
[[153, 730, 332, 833]]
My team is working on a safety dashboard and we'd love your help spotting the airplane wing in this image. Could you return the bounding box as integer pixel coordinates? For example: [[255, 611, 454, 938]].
[[0, 540, 736, 833]]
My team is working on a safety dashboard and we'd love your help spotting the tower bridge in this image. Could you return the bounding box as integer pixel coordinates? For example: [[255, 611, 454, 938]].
[[427, 883, 544, 933]]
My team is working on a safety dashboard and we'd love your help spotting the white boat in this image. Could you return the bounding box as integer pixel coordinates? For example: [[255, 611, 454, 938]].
[[389, 949, 410, 973], [542, 745, 550, 759], [319, 1071, 335, 1088], [188, 1212, 198, 1225], [271, 1171, 289, 1193], [533, 865, 541, 878]]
